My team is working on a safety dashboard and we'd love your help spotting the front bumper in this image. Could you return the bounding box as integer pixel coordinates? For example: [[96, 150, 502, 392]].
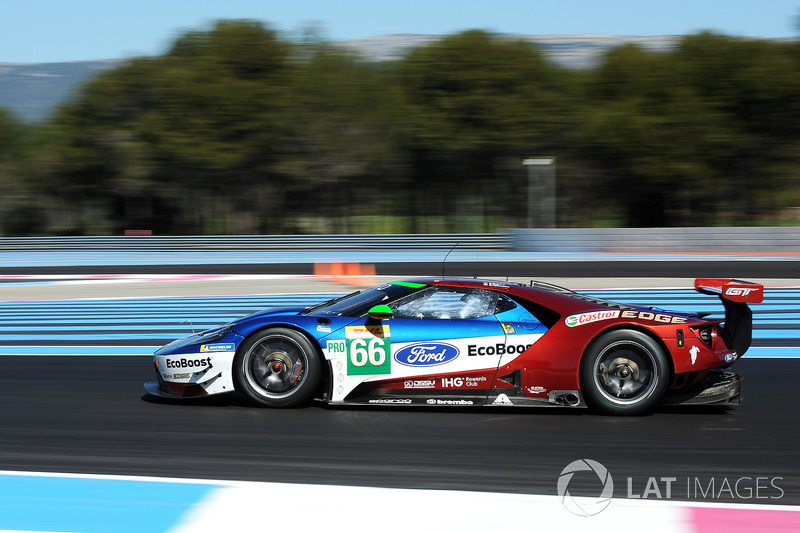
[[144, 376, 213, 399], [149, 348, 237, 398], [661, 370, 743, 406], [143, 380, 204, 399]]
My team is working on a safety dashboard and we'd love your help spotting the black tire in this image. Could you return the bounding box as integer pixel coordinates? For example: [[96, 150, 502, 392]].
[[234, 328, 321, 407], [579, 329, 670, 415]]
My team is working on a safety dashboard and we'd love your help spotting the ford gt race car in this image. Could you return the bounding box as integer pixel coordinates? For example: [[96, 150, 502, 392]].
[[144, 277, 763, 415]]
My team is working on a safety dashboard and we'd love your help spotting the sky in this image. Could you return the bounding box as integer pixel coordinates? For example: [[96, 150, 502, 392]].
[[2, 0, 799, 63]]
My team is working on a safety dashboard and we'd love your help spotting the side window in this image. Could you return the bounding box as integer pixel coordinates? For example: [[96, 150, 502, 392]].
[[495, 295, 518, 314], [390, 287, 499, 319]]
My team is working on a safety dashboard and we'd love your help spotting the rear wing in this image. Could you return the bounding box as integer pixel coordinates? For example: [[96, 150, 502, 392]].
[[694, 278, 764, 356], [694, 278, 764, 303]]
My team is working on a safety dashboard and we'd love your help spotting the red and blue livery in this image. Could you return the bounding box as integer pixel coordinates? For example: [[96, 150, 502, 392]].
[[145, 277, 763, 415]]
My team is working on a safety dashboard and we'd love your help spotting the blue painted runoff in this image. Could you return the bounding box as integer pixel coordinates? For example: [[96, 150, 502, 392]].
[[0, 474, 214, 533]]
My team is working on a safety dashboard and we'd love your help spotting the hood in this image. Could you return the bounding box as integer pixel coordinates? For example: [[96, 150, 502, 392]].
[[233, 307, 306, 323]]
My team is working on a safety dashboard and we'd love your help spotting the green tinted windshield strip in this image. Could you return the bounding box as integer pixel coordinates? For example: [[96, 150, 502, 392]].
[[392, 281, 427, 288]]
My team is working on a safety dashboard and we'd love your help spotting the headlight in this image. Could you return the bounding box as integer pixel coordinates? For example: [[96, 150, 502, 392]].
[[155, 325, 233, 355], [193, 325, 232, 344]]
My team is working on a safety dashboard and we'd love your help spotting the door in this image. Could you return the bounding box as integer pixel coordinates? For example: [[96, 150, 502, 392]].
[[328, 285, 510, 404]]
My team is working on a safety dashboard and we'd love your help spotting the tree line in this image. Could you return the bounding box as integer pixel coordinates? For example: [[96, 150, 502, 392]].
[[1, 20, 799, 236]]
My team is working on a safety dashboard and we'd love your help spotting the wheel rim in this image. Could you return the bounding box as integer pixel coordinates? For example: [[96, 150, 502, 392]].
[[592, 340, 658, 406], [243, 334, 308, 399]]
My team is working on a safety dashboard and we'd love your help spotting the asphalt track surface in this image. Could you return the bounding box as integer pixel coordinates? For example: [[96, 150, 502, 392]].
[[0, 258, 798, 508], [0, 357, 796, 505]]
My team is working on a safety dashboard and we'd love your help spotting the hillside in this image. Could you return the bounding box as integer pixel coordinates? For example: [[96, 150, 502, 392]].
[[0, 60, 121, 122], [1, 33, 778, 123]]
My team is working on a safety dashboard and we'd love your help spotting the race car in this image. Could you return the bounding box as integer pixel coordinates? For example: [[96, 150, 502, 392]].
[[144, 277, 763, 415]]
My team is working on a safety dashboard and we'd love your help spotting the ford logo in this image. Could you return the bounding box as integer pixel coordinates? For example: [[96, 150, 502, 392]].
[[394, 342, 459, 367]]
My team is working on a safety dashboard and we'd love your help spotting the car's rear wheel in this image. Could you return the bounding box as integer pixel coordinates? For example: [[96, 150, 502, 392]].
[[580, 330, 669, 415], [235, 328, 321, 407]]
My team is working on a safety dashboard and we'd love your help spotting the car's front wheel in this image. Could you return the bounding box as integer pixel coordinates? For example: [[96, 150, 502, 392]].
[[580, 330, 669, 415], [234, 328, 321, 407]]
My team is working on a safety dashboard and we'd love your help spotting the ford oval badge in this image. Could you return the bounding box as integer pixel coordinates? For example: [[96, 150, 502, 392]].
[[394, 342, 459, 367]]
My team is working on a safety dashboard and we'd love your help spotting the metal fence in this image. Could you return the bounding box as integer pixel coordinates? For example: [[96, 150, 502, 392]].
[[0, 233, 510, 252], [509, 227, 800, 253], [1, 228, 798, 253]]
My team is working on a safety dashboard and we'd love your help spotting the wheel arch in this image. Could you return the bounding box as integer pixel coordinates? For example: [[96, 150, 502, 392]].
[[577, 324, 675, 415], [579, 323, 676, 383], [233, 323, 331, 398]]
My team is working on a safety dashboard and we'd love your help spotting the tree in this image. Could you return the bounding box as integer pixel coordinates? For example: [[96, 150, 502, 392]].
[[275, 45, 407, 232], [578, 43, 739, 226], [39, 20, 296, 234], [0, 108, 45, 234], [673, 33, 800, 222], [396, 30, 573, 230]]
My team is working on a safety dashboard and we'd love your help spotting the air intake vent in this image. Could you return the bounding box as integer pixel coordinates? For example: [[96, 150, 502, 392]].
[[692, 326, 714, 348]]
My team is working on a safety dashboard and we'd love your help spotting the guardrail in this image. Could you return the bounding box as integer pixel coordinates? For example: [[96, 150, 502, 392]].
[[0, 233, 510, 251], [2, 228, 798, 254], [509, 227, 800, 253]]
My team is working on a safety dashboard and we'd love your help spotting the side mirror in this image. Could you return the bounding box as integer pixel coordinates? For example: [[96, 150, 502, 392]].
[[367, 304, 393, 320]]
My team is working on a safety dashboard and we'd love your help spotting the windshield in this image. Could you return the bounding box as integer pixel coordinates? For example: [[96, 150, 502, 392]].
[[303, 282, 426, 317]]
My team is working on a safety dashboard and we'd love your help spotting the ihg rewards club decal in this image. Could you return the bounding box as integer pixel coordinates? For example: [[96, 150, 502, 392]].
[[557, 459, 785, 516]]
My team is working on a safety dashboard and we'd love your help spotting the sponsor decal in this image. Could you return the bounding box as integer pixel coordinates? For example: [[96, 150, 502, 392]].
[[527, 386, 547, 395], [328, 340, 347, 354], [725, 353, 735, 363], [346, 324, 390, 339], [492, 394, 514, 405], [466, 376, 487, 387], [441, 376, 488, 388], [316, 325, 332, 333], [172, 373, 190, 379], [426, 399, 474, 405], [404, 379, 436, 389], [200, 343, 235, 352], [468, 343, 533, 356], [501, 323, 516, 334], [165, 356, 212, 370], [491, 393, 513, 405], [690, 345, 700, 365], [344, 325, 391, 375], [565, 310, 620, 327], [482, 281, 509, 288], [566, 309, 689, 326], [394, 342, 459, 367], [368, 398, 411, 404], [441, 377, 463, 388], [620, 310, 688, 324]]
